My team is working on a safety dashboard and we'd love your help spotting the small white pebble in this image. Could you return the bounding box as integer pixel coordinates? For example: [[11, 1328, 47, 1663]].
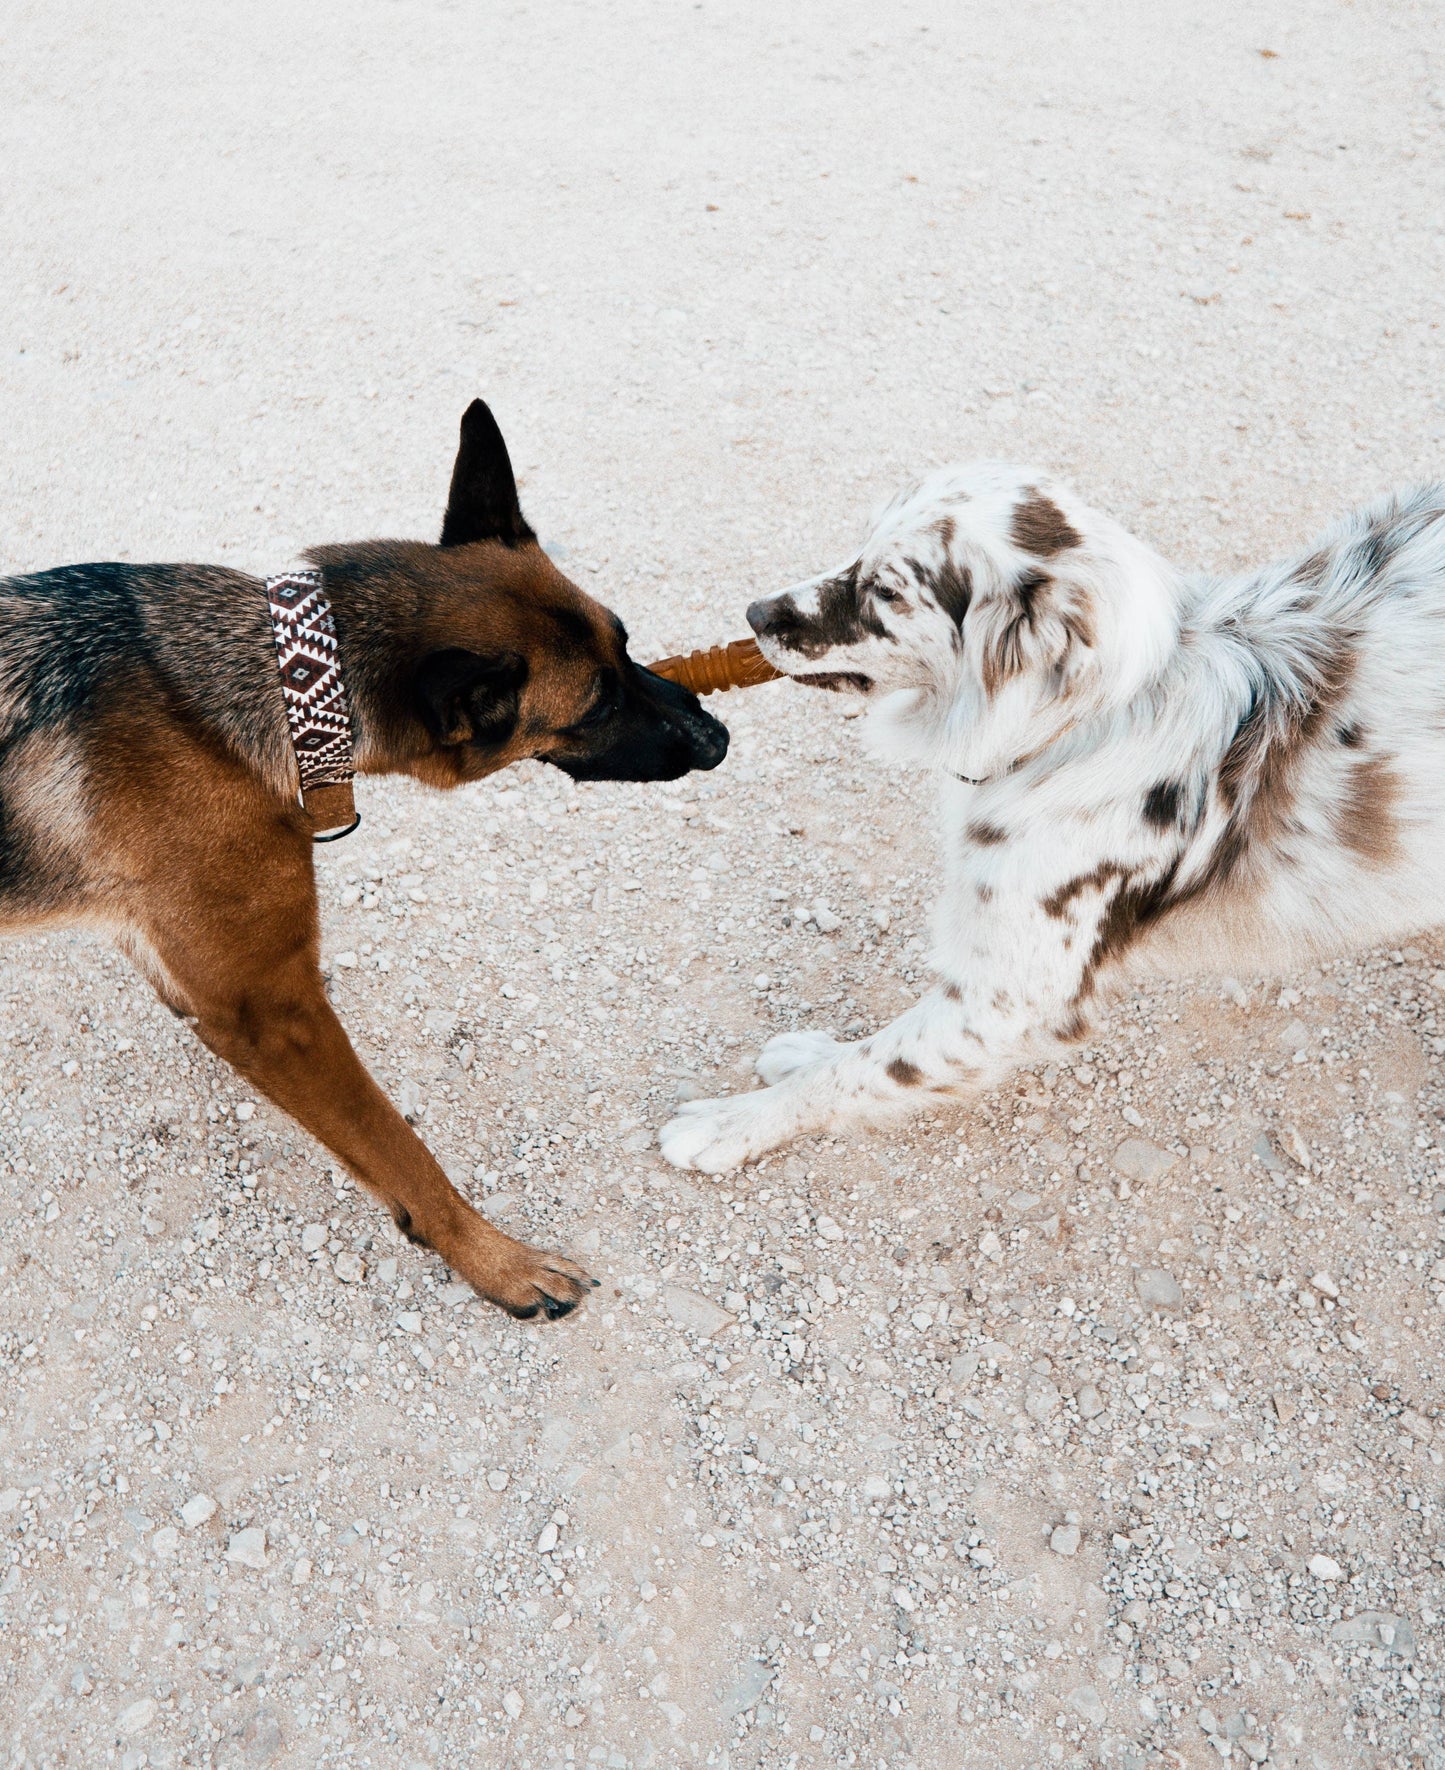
[[1076, 1384, 1104, 1418], [1134, 1267, 1184, 1310], [116, 1697, 157, 1737], [1050, 1523, 1082, 1557], [180, 1494, 217, 1530], [226, 1527, 267, 1570]]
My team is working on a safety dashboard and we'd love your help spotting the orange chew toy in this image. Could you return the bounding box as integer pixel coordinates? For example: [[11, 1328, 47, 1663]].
[[647, 636, 783, 695]]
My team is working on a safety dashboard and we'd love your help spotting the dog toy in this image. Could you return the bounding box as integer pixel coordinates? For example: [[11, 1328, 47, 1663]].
[[647, 636, 782, 695]]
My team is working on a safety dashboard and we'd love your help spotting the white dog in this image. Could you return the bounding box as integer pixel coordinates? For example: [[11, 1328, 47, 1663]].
[[660, 465, 1445, 1172]]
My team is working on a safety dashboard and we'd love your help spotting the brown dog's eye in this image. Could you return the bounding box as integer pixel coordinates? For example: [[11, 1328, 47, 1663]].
[[874, 584, 902, 604], [571, 698, 615, 732]]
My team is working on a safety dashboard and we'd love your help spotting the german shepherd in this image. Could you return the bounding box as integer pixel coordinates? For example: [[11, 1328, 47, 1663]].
[[0, 401, 728, 1317]]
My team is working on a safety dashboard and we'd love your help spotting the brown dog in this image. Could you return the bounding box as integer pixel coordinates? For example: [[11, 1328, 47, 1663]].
[[0, 402, 728, 1317]]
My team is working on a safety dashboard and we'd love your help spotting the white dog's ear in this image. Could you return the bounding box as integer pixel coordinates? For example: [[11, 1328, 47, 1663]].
[[972, 568, 1096, 701], [945, 539, 1175, 779]]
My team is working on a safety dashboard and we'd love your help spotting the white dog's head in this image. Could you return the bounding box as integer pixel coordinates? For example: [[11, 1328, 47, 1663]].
[[747, 465, 1180, 780]]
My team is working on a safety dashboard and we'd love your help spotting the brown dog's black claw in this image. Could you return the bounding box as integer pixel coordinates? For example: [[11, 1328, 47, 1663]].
[[466, 1243, 591, 1321]]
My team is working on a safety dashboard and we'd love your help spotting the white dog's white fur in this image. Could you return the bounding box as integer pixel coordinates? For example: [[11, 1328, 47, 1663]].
[[661, 466, 1445, 1172]]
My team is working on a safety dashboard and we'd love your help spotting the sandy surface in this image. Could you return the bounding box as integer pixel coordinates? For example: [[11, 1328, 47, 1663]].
[[3, 3, 1445, 1766]]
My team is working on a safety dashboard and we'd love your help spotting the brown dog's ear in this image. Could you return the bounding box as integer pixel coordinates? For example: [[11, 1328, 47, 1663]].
[[440, 401, 537, 548], [414, 648, 528, 747]]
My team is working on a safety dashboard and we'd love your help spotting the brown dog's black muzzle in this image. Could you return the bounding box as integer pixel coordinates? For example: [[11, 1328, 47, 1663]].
[[551, 665, 729, 782]]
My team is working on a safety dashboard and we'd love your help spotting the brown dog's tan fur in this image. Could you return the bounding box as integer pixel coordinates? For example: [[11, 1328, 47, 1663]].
[[0, 402, 728, 1318]]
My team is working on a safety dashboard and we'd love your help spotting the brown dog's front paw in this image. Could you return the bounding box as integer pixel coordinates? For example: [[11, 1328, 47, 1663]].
[[449, 1226, 597, 1321], [496, 1248, 596, 1322]]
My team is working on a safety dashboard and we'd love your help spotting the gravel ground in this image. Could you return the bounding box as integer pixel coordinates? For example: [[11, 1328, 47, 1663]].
[[2, 3, 1444, 1767]]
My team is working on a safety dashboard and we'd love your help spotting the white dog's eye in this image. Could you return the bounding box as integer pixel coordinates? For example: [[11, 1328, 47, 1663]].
[[874, 584, 902, 605]]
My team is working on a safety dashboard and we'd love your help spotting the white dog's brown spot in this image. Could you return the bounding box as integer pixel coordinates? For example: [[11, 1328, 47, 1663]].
[[1335, 754, 1401, 865], [1211, 639, 1357, 871], [919, 556, 973, 626], [1011, 489, 1081, 558]]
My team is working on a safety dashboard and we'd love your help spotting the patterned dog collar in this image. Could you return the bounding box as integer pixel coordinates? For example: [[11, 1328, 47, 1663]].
[[264, 569, 360, 842]]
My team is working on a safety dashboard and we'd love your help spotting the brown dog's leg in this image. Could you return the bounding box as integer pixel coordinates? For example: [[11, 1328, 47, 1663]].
[[181, 951, 591, 1319], [100, 758, 591, 1318]]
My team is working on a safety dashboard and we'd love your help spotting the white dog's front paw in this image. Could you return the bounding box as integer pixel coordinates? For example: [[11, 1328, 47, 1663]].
[[755, 1028, 841, 1086], [659, 1091, 795, 1173]]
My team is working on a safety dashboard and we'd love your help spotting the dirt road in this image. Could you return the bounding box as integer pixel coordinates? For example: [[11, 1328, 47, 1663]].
[[1, 3, 1442, 1765]]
